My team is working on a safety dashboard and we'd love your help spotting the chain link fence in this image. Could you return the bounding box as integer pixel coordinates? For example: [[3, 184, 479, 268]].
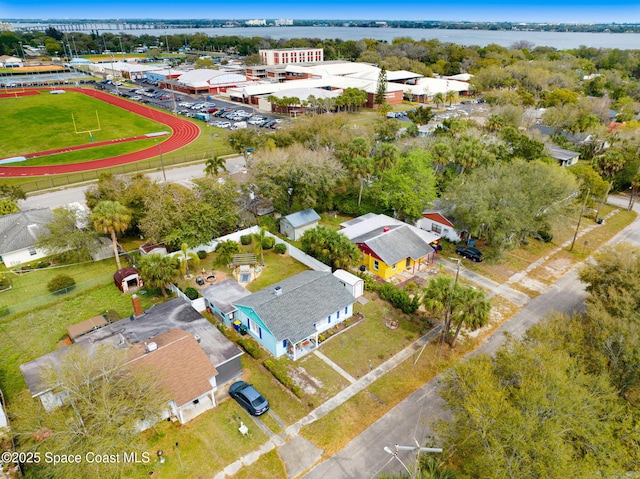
[[17, 147, 234, 194], [0, 271, 115, 318]]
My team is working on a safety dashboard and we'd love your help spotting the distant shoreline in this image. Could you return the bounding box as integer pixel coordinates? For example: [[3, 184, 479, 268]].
[[8, 19, 640, 35]]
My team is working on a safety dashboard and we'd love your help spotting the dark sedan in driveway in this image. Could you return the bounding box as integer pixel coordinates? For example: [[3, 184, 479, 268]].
[[455, 246, 484, 262], [229, 381, 270, 416]]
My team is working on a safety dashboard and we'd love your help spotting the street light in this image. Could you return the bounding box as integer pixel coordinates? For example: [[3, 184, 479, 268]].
[[383, 443, 443, 477]]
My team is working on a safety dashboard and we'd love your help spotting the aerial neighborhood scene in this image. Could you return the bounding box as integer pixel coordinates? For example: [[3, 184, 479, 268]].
[[1, 0, 640, 477]]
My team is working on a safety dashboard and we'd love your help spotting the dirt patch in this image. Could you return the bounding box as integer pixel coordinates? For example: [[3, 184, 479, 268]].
[[290, 366, 323, 395]]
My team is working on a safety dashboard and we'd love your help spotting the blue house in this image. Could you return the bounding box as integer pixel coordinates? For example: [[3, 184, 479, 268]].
[[233, 271, 356, 360]]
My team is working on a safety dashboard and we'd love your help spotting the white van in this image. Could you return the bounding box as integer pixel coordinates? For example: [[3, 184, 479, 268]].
[[230, 121, 247, 130]]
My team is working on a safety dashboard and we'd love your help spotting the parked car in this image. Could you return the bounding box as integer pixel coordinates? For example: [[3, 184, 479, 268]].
[[455, 246, 484, 262], [229, 381, 269, 416]]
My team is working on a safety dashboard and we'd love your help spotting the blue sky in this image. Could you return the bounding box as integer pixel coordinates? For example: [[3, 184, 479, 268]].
[[1, 1, 638, 24]]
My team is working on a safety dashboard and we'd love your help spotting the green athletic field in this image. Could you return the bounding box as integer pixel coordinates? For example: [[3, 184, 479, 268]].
[[0, 91, 167, 163]]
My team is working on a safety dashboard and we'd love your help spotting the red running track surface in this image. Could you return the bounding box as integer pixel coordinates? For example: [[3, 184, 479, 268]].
[[0, 87, 201, 177]]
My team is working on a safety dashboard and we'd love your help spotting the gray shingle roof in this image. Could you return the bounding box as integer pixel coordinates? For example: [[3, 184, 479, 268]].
[[200, 279, 251, 315], [20, 298, 243, 397], [282, 208, 320, 228], [234, 271, 356, 344], [0, 208, 52, 254], [351, 225, 435, 265]]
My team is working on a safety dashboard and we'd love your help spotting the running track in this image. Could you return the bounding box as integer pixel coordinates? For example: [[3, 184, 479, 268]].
[[0, 87, 201, 177]]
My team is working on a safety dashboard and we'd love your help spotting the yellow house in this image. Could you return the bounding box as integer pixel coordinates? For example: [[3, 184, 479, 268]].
[[340, 214, 439, 280]]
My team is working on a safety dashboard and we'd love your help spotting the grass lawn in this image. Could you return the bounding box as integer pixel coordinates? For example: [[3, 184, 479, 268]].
[[0, 91, 166, 159], [124, 399, 270, 479], [175, 247, 310, 294], [318, 212, 353, 230], [230, 449, 286, 479], [299, 336, 473, 455], [0, 258, 124, 310], [318, 294, 427, 379]]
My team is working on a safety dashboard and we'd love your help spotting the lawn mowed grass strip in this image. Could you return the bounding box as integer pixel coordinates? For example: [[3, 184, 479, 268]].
[[230, 449, 287, 479], [21, 138, 161, 166], [317, 296, 426, 379], [298, 341, 467, 455], [0, 91, 166, 158]]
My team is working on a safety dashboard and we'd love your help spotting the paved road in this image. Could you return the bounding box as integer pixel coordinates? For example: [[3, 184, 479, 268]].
[[302, 195, 639, 479], [19, 156, 247, 211]]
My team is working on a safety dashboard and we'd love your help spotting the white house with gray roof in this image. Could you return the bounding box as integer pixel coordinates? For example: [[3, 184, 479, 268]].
[[279, 208, 321, 240], [0, 208, 53, 267], [233, 270, 356, 360]]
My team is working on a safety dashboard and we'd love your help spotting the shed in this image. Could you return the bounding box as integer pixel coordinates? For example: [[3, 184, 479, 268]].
[[113, 267, 143, 293], [67, 314, 108, 342], [333, 269, 364, 298], [139, 243, 168, 256], [279, 208, 321, 240], [548, 145, 580, 167]]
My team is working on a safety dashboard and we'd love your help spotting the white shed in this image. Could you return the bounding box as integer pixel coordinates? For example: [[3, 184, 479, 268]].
[[333, 269, 364, 299], [279, 208, 320, 240]]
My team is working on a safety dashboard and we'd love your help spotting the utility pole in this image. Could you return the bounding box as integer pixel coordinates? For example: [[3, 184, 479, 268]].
[[594, 182, 611, 223], [570, 187, 590, 252]]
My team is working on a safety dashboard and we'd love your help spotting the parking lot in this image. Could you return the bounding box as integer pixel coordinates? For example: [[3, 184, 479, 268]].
[[101, 79, 283, 130]]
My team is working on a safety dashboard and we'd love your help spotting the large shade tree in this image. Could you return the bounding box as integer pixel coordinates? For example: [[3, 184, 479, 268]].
[[440, 159, 578, 250], [36, 206, 101, 263], [253, 145, 346, 213], [437, 335, 633, 478], [91, 200, 131, 270], [11, 344, 166, 479]]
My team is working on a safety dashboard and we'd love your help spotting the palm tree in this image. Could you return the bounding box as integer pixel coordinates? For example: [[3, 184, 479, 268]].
[[349, 156, 375, 207], [422, 275, 455, 320], [91, 200, 131, 270], [448, 286, 491, 347], [179, 242, 200, 278], [137, 253, 178, 297], [432, 142, 453, 173], [215, 239, 241, 267], [252, 227, 268, 266], [432, 92, 445, 109], [445, 90, 458, 106], [204, 155, 227, 177]]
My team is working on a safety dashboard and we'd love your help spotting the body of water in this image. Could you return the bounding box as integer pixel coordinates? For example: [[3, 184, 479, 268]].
[[43, 25, 640, 50], [164, 26, 640, 50]]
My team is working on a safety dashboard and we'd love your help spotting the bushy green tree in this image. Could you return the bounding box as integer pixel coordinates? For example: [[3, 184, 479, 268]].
[[137, 253, 178, 297], [300, 226, 359, 271]]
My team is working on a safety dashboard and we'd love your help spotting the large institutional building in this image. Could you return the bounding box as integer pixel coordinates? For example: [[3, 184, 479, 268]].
[[259, 48, 324, 66]]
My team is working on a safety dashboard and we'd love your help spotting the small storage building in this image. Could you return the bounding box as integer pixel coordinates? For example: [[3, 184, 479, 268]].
[[113, 267, 143, 293], [279, 208, 320, 240], [333, 269, 364, 299]]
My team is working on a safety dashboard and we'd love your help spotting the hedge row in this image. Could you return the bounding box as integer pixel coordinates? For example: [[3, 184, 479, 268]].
[[356, 272, 420, 314], [263, 359, 304, 398], [236, 336, 266, 360]]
